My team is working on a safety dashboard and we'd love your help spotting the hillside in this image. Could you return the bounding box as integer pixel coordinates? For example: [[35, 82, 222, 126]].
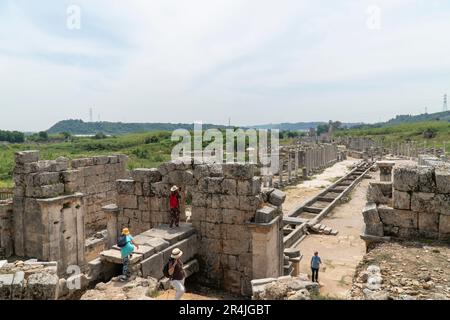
[[335, 120, 450, 145], [47, 119, 232, 135], [251, 122, 362, 131]]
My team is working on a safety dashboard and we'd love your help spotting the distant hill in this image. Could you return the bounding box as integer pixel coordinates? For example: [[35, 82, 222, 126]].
[[350, 111, 450, 130], [250, 122, 363, 131], [47, 119, 232, 135]]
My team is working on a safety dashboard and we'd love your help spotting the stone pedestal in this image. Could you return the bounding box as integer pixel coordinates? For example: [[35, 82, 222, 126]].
[[377, 161, 395, 182], [102, 204, 120, 249]]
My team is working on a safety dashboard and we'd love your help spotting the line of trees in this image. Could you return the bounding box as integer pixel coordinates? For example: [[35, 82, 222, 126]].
[[0, 130, 25, 143]]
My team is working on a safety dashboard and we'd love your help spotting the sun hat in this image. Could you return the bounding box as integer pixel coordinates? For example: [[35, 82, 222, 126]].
[[122, 227, 130, 235], [170, 185, 179, 192], [171, 248, 183, 259]]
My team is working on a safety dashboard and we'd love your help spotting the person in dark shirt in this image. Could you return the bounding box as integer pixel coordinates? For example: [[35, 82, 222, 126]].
[[168, 248, 186, 300], [169, 185, 181, 228]]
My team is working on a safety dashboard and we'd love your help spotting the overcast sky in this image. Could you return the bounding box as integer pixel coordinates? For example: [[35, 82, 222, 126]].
[[1, 0, 450, 131]]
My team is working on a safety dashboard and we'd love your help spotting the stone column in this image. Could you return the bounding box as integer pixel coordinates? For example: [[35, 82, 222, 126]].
[[103, 204, 120, 249], [287, 152, 292, 183], [377, 161, 395, 182]]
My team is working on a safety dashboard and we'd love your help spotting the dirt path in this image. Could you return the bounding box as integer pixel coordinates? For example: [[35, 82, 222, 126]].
[[295, 177, 372, 299], [282, 159, 359, 214]]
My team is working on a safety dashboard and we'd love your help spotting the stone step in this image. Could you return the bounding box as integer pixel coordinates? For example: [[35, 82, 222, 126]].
[[283, 217, 308, 225], [100, 250, 143, 265], [140, 223, 196, 245]]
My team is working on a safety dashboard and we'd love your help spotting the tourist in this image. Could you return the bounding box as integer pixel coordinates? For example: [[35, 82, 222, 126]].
[[168, 248, 186, 300], [118, 227, 139, 282], [169, 185, 181, 228], [310, 251, 322, 283]]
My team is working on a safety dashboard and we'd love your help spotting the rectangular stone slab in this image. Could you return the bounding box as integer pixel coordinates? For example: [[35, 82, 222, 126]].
[[140, 223, 195, 244], [100, 249, 143, 265]]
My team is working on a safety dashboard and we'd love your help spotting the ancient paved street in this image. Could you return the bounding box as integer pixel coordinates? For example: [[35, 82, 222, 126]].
[[283, 160, 370, 298]]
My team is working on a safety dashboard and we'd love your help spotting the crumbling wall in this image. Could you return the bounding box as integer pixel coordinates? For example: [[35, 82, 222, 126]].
[[113, 161, 285, 296], [0, 200, 13, 258], [363, 164, 450, 240], [12, 151, 127, 265]]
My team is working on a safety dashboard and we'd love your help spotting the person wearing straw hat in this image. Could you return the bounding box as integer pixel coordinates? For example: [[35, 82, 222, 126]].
[[119, 227, 139, 282], [168, 248, 186, 300], [169, 185, 182, 228]]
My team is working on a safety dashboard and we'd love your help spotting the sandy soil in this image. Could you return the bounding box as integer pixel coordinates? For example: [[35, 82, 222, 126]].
[[282, 159, 359, 214], [295, 177, 371, 299]]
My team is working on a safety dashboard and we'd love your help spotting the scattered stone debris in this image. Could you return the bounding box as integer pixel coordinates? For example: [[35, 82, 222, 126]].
[[310, 223, 339, 236], [251, 275, 319, 300], [349, 241, 450, 300], [81, 276, 159, 300]]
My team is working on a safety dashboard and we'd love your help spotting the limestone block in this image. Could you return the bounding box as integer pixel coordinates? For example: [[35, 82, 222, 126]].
[[11, 271, 24, 300], [167, 170, 184, 186], [435, 169, 450, 194], [203, 222, 223, 239], [393, 190, 411, 210], [151, 182, 169, 197], [40, 183, 65, 198], [239, 195, 261, 211], [132, 235, 170, 251], [61, 170, 82, 183], [193, 164, 210, 179], [221, 179, 237, 195], [364, 223, 384, 237], [141, 224, 196, 245], [367, 182, 392, 204], [192, 192, 209, 208], [255, 206, 277, 223], [160, 234, 198, 264], [116, 179, 135, 195], [362, 202, 380, 225], [131, 168, 162, 183], [108, 155, 119, 164], [223, 209, 255, 225], [71, 158, 94, 168], [118, 194, 138, 209], [418, 212, 439, 237], [223, 270, 242, 294], [138, 196, 149, 211], [206, 209, 223, 223], [15, 150, 39, 164], [208, 164, 223, 177], [223, 224, 249, 240], [223, 163, 254, 179], [223, 239, 250, 255], [100, 249, 142, 264], [393, 165, 420, 192], [0, 273, 14, 299], [432, 194, 450, 215], [49, 160, 68, 172], [411, 192, 435, 213], [268, 189, 286, 206], [439, 213, 450, 239], [183, 170, 195, 186], [378, 205, 418, 229], [93, 156, 109, 165], [33, 172, 61, 186], [207, 177, 224, 194], [25, 272, 59, 300], [141, 252, 164, 279]]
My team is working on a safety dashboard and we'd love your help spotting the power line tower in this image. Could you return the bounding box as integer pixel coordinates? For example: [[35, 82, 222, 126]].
[[444, 94, 448, 112], [89, 108, 93, 122]]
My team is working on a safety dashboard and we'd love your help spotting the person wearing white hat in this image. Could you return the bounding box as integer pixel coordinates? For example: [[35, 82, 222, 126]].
[[168, 248, 186, 300], [169, 185, 181, 228]]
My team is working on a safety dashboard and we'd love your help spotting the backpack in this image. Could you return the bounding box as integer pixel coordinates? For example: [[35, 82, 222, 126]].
[[117, 235, 128, 248], [162, 260, 172, 278]]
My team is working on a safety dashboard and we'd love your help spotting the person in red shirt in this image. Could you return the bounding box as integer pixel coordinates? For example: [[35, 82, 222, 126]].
[[169, 185, 181, 228]]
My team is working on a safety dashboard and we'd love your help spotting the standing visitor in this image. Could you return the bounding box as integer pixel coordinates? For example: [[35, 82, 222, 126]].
[[117, 227, 139, 282], [169, 185, 181, 228], [311, 251, 322, 283]]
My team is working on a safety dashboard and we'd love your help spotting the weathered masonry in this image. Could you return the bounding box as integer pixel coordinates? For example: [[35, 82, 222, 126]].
[[362, 159, 450, 246], [1, 150, 288, 298]]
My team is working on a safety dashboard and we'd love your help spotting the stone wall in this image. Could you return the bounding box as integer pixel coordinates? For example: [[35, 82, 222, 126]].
[[363, 164, 450, 240], [13, 151, 128, 240], [12, 151, 127, 268], [113, 161, 285, 296], [0, 201, 13, 259]]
